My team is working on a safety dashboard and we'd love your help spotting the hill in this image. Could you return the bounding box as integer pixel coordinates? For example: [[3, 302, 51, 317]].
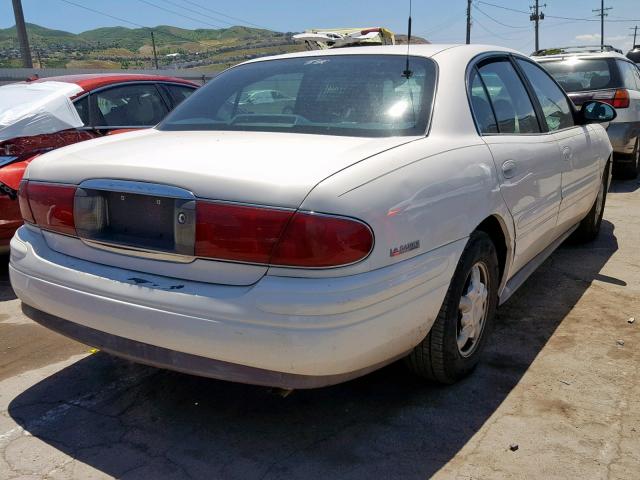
[[0, 23, 428, 71]]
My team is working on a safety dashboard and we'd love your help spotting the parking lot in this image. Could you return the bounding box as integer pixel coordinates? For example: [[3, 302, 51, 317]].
[[0, 178, 638, 480]]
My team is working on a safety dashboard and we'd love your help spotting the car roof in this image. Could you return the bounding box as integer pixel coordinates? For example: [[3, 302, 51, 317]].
[[241, 44, 523, 65], [32, 73, 198, 93], [534, 51, 630, 62]]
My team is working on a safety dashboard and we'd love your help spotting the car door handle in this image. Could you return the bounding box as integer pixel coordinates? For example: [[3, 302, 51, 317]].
[[501, 160, 517, 179], [562, 146, 573, 161]]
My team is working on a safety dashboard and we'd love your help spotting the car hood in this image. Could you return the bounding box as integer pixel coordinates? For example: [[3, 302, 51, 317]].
[[25, 129, 418, 208]]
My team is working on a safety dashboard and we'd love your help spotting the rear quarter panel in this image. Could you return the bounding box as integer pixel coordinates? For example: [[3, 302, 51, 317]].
[[268, 133, 514, 280]]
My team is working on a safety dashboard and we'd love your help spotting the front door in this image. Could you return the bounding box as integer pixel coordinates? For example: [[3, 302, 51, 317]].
[[515, 58, 601, 231], [472, 58, 563, 274]]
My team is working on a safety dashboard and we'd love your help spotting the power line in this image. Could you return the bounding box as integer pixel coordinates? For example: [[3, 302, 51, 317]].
[[473, 5, 529, 29], [477, 1, 639, 23], [57, 0, 215, 53], [58, 0, 147, 28], [176, 0, 270, 30], [135, 0, 226, 29], [159, 0, 237, 27], [476, 1, 530, 15], [473, 17, 528, 41], [414, 9, 467, 37]]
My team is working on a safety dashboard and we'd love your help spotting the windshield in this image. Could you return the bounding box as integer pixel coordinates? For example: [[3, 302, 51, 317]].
[[538, 58, 618, 92], [159, 55, 437, 137]]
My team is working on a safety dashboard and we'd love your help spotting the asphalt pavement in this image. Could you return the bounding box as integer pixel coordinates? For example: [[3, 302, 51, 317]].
[[1, 179, 639, 479]]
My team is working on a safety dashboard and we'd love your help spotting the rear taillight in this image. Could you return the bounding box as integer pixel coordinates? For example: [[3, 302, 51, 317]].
[[17, 180, 34, 223], [271, 212, 374, 268], [612, 89, 630, 109], [195, 202, 373, 268], [195, 201, 292, 264], [19, 180, 76, 235], [594, 89, 629, 108]]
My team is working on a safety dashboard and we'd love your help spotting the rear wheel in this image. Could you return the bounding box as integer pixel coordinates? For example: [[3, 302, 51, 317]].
[[405, 231, 499, 384], [572, 161, 610, 243], [615, 138, 639, 179]]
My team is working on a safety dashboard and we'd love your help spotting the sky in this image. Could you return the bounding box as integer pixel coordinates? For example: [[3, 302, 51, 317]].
[[1, 0, 639, 55]]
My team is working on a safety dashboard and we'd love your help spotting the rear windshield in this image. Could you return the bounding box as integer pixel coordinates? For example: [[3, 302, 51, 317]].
[[159, 55, 437, 137], [538, 58, 619, 92]]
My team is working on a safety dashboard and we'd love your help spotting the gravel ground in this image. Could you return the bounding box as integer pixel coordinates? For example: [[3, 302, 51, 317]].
[[0, 179, 639, 480]]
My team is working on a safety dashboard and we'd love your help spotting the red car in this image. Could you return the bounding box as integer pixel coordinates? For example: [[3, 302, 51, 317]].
[[0, 74, 198, 253]]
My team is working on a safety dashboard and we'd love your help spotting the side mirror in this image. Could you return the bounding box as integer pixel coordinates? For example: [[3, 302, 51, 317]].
[[580, 100, 617, 124]]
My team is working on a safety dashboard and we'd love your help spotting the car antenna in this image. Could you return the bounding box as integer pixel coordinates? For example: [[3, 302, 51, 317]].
[[402, 0, 413, 78]]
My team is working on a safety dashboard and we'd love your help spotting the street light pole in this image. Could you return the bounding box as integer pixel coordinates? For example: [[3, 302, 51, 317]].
[[11, 0, 33, 68], [466, 0, 472, 45]]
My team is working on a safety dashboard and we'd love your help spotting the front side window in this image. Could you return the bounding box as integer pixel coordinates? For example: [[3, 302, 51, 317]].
[[92, 84, 169, 127], [159, 55, 437, 137], [477, 59, 540, 134], [517, 59, 574, 131]]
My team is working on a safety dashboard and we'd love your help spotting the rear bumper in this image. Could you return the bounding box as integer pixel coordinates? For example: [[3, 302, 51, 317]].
[[9, 226, 461, 388], [607, 121, 640, 157]]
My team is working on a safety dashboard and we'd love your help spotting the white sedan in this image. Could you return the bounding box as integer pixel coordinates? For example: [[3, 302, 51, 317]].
[[9, 44, 615, 388]]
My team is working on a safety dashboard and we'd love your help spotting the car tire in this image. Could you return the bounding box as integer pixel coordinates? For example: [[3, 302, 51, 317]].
[[405, 231, 499, 384], [615, 138, 639, 179], [572, 161, 610, 243]]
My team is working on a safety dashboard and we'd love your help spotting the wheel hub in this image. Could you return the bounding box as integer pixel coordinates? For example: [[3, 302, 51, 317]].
[[457, 262, 489, 357]]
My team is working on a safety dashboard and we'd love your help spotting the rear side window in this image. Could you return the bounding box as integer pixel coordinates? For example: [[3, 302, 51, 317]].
[[539, 58, 616, 92], [73, 95, 90, 125], [618, 60, 640, 90], [165, 84, 196, 106], [477, 60, 540, 134], [92, 84, 169, 127], [469, 69, 498, 134], [516, 59, 574, 131]]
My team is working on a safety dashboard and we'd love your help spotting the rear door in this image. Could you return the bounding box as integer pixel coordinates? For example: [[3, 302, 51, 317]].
[[470, 56, 563, 274], [515, 58, 601, 231], [86, 83, 170, 133]]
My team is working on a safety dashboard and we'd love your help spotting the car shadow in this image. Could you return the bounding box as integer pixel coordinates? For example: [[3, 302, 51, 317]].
[[0, 253, 17, 302], [609, 177, 640, 194], [7, 221, 618, 479]]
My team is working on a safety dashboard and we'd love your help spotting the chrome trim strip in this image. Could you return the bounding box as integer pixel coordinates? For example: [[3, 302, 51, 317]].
[[78, 179, 195, 200], [83, 239, 196, 264]]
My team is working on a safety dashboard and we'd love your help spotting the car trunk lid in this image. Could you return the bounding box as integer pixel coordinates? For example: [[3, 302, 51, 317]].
[[25, 129, 414, 285]]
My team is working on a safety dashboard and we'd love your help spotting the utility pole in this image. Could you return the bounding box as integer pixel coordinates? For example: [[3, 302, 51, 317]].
[[11, 0, 33, 68], [150, 31, 159, 69], [530, 1, 546, 53], [466, 0, 472, 44], [593, 0, 612, 51]]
